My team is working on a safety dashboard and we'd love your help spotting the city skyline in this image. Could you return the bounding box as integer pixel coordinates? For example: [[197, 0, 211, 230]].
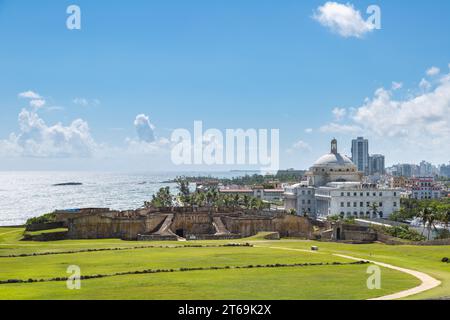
[[0, 1, 449, 171]]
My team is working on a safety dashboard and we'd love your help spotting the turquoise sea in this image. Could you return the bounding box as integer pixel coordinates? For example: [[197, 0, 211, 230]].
[[0, 171, 251, 226]]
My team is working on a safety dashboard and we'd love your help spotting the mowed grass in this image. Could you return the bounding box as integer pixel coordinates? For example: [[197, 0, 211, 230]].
[[0, 227, 447, 300], [0, 246, 350, 281], [0, 265, 419, 300], [249, 240, 450, 300]]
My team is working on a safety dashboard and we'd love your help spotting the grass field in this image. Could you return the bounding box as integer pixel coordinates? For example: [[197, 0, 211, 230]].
[[0, 227, 448, 300]]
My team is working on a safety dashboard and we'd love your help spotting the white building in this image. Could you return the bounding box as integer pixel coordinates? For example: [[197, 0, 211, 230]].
[[284, 184, 316, 215], [285, 139, 400, 219], [220, 187, 284, 202], [315, 182, 399, 219]]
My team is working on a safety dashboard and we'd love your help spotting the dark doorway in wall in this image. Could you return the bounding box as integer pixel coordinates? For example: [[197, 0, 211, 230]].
[[176, 229, 185, 238], [336, 228, 341, 241]]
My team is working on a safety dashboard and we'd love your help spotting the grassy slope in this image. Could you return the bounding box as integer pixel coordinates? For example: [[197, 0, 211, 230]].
[[250, 240, 450, 299], [0, 265, 418, 300], [0, 227, 448, 300], [0, 246, 351, 281]]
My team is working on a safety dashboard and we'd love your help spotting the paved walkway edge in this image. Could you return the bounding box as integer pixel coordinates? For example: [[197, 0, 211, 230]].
[[334, 254, 441, 300]]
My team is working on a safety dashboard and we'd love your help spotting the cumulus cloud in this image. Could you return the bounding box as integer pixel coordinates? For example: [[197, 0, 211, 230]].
[[352, 80, 450, 143], [293, 140, 311, 151], [126, 137, 171, 155], [18, 91, 41, 100], [18, 90, 46, 109], [426, 66, 440, 77], [134, 114, 155, 143], [29, 99, 46, 109], [313, 2, 375, 38], [392, 82, 403, 90], [73, 98, 100, 107], [123, 114, 173, 155], [319, 67, 450, 160], [419, 78, 432, 91], [287, 140, 311, 154], [0, 93, 174, 162], [0, 109, 96, 158], [305, 128, 313, 134], [332, 107, 347, 121]]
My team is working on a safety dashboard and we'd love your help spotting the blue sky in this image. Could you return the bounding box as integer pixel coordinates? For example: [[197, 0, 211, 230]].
[[0, 0, 449, 171]]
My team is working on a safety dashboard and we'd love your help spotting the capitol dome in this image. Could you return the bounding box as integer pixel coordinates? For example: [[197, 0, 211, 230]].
[[313, 153, 355, 168], [307, 139, 361, 187], [312, 139, 356, 170]]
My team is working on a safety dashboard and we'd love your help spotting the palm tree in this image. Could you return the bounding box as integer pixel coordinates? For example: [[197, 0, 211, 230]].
[[370, 203, 379, 219], [243, 195, 250, 210], [437, 207, 450, 229], [233, 194, 240, 211], [418, 207, 433, 237], [426, 213, 437, 240]]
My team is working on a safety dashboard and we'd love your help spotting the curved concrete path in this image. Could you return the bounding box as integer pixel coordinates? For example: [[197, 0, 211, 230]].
[[254, 245, 441, 300], [334, 254, 441, 300]]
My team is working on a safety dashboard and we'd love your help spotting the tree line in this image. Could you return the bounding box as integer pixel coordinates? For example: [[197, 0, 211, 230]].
[[145, 177, 269, 211]]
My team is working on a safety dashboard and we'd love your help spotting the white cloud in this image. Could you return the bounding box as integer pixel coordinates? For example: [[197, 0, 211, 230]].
[[125, 114, 173, 155], [18, 91, 42, 100], [426, 66, 440, 77], [313, 2, 375, 38], [29, 99, 46, 109], [18, 90, 46, 109], [1, 94, 173, 162], [126, 137, 171, 155], [305, 128, 313, 134], [134, 114, 155, 143], [351, 80, 450, 142], [287, 140, 311, 154], [293, 140, 311, 150], [316, 67, 450, 163], [344, 70, 450, 158], [73, 98, 88, 106], [73, 98, 101, 107], [0, 109, 97, 158], [332, 107, 347, 121], [392, 82, 403, 90], [419, 78, 431, 91]]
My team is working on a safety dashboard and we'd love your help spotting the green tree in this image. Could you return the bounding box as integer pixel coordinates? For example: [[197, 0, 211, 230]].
[[147, 187, 173, 208], [370, 203, 379, 219]]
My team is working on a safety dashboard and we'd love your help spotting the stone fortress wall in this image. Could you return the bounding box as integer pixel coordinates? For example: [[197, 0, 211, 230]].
[[59, 208, 316, 241]]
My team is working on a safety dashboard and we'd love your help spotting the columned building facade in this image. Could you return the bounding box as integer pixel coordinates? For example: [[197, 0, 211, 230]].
[[285, 139, 400, 219]]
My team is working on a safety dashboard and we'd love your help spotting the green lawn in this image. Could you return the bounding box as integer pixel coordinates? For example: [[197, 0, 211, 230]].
[[0, 265, 419, 300], [0, 227, 448, 300]]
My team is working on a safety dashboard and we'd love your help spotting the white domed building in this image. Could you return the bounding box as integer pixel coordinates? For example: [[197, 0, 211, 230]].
[[307, 139, 362, 187], [284, 139, 400, 220]]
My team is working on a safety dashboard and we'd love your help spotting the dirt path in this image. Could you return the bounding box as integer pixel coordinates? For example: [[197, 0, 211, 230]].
[[334, 254, 441, 300]]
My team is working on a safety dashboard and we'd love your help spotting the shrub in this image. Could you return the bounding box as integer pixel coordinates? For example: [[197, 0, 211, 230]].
[[436, 229, 450, 240], [25, 213, 56, 226], [376, 225, 426, 242]]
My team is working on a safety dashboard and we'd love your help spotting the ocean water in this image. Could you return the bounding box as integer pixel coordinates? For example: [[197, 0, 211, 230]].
[[0, 171, 250, 226]]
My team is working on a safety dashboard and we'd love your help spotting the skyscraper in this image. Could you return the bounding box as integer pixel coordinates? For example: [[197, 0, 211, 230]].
[[369, 154, 385, 175], [351, 137, 369, 175]]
